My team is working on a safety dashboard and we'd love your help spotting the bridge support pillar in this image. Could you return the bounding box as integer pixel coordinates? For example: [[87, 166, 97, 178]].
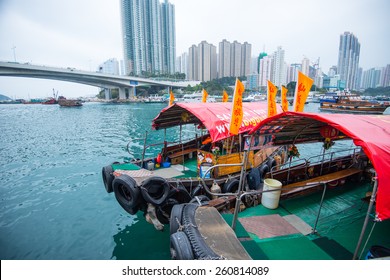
[[118, 87, 126, 100], [104, 88, 111, 100], [129, 87, 136, 99]]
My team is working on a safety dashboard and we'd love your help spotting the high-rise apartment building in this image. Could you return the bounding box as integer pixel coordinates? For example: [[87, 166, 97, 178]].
[[273, 46, 286, 87], [337, 31, 360, 90], [188, 45, 198, 81], [198, 41, 217, 82], [217, 40, 251, 78], [218, 39, 231, 78], [98, 58, 120, 75], [121, 0, 176, 76]]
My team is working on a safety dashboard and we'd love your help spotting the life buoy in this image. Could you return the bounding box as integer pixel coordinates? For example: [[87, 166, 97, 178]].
[[102, 165, 114, 193], [222, 178, 240, 193], [141, 176, 170, 205], [170, 203, 186, 234], [170, 231, 194, 260], [327, 180, 338, 188], [156, 198, 179, 225], [113, 175, 141, 215], [247, 168, 261, 190], [258, 163, 270, 182]]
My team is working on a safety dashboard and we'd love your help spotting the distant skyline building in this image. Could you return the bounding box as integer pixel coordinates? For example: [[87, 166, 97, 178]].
[[272, 46, 286, 87], [337, 31, 360, 90], [98, 58, 120, 75], [218, 39, 231, 78], [121, 0, 176, 76], [197, 41, 217, 82], [188, 44, 198, 81]]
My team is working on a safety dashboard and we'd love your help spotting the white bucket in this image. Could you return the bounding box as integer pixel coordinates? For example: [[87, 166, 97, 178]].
[[200, 162, 212, 178], [261, 178, 282, 209], [147, 161, 155, 171]]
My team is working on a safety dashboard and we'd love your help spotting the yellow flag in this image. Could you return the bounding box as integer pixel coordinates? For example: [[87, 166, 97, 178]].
[[267, 80, 277, 117], [202, 89, 208, 103], [169, 91, 175, 106], [222, 90, 229, 102], [293, 71, 314, 112], [229, 79, 245, 135], [281, 85, 288, 112]]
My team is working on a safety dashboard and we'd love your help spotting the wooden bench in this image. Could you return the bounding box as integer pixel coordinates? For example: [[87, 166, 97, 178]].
[[168, 148, 197, 165], [281, 168, 362, 197]]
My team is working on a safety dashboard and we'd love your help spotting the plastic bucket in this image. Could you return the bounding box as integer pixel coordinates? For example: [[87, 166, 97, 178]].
[[200, 162, 212, 178], [261, 178, 282, 209]]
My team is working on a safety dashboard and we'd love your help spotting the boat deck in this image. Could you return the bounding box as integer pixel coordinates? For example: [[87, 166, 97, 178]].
[[221, 181, 390, 260]]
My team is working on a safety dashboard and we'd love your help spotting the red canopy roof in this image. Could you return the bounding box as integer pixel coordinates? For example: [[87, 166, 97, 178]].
[[152, 102, 282, 143], [249, 111, 390, 221]]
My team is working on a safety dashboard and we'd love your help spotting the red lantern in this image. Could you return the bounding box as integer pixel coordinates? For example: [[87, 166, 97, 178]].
[[320, 125, 339, 139]]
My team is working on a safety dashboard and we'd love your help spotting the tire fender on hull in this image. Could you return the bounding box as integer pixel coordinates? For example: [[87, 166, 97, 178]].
[[141, 176, 170, 206], [112, 175, 141, 215], [102, 165, 114, 193]]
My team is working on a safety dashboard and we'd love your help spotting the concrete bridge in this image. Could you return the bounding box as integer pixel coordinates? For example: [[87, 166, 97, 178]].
[[0, 61, 195, 100]]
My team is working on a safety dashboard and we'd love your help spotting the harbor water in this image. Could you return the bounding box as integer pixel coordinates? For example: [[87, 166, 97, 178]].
[[0, 102, 386, 260]]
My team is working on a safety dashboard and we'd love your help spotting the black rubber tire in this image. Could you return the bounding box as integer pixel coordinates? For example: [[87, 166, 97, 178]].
[[189, 195, 210, 205], [222, 178, 240, 193], [267, 158, 277, 171], [190, 185, 202, 197], [168, 185, 191, 203], [247, 168, 261, 190], [170, 231, 194, 260], [140, 176, 170, 206], [258, 163, 270, 183], [113, 175, 140, 215], [182, 203, 220, 259], [170, 204, 186, 234], [156, 198, 179, 225], [102, 165, 114, 193]]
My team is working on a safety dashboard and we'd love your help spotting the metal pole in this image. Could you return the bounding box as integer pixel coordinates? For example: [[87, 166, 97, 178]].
[[353, 177, 378, 260], [312, 182, 327, 234], [232, 135, 252, 230]]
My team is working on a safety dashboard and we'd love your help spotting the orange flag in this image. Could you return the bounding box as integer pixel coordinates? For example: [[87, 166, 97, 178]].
[[222, 90, 229, 102], [202, 89, 208, 103], [281, 85, 288, 112], [229, 79, 245, 135], [169, 91, 175, 106], [267, 80, 277, 117], [293, 71, 314, 112]]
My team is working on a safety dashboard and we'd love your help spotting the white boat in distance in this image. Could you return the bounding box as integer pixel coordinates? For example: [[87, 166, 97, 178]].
[[178, 92, 216, 103]]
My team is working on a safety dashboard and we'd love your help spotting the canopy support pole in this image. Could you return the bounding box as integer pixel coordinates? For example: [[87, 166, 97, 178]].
[[353, 176, 378, 260], [312, 182, 327, 234], [232, 135, 252, 231]]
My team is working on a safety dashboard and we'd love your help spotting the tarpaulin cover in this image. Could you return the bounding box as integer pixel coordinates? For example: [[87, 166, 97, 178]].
[[249, 111, 390, 221], [152, 102, 282, 143]]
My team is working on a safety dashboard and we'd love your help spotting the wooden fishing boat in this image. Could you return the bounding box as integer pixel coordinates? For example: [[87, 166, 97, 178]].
[[101, 102, 285, 230], [319, 92, 389, 114], [58, 96, 82, 107], [168, 112, 390, 260]]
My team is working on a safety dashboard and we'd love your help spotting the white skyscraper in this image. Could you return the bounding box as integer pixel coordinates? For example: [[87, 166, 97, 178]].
[[337, 31, 360, 90], [121, 0, 176, 76], [272, 46, 286, 87]]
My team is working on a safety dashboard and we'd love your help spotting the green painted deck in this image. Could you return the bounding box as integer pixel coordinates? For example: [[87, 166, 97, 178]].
[[222, 181, 390, 260]]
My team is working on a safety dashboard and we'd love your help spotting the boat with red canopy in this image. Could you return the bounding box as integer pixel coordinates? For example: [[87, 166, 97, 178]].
[[101, 102, 285, 230], [168, 111, 390, 260]]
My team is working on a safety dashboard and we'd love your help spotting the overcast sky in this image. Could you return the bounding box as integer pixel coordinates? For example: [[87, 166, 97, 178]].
[[0, 0, 389, 99]]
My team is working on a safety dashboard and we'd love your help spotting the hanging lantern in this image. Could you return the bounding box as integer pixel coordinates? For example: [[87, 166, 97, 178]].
[[320, 125, 339, 139]]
